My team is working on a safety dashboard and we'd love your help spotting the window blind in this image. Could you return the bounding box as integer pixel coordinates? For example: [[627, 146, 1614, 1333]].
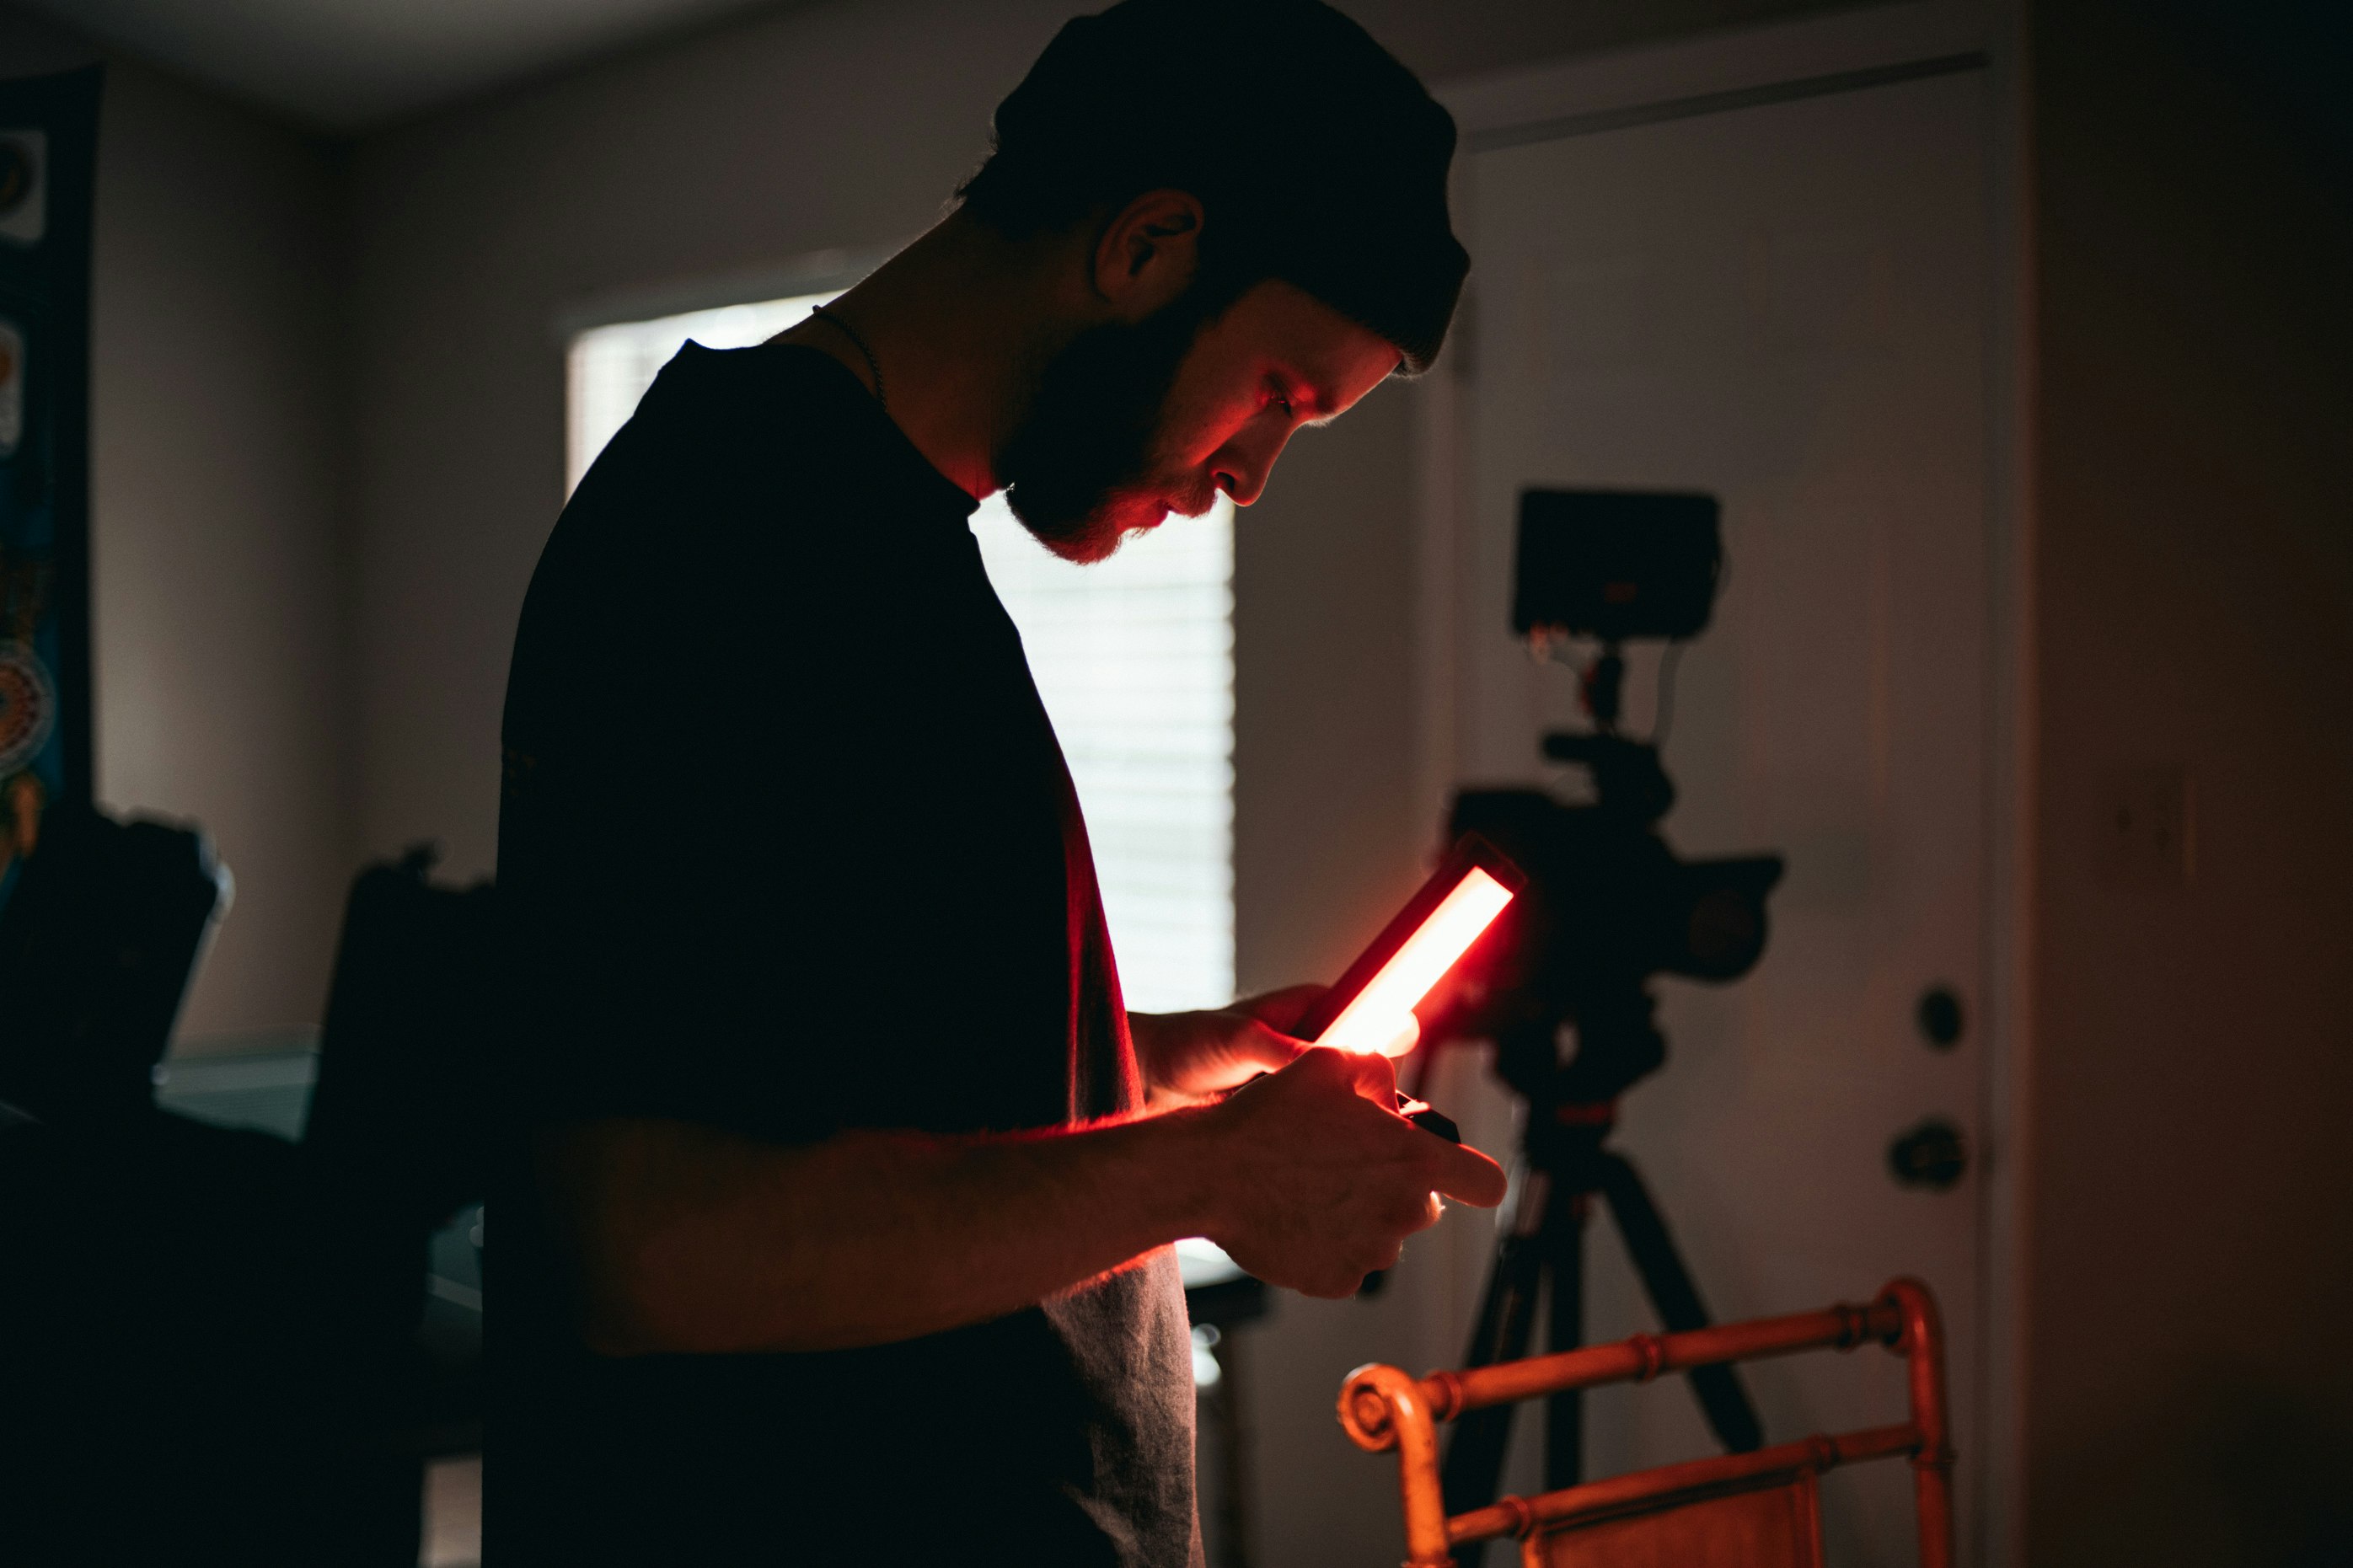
[[969, 494, 1235, 1012]]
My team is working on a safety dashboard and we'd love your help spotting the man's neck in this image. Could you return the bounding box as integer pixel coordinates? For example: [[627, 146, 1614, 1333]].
[[779, 213, 1084, 500]]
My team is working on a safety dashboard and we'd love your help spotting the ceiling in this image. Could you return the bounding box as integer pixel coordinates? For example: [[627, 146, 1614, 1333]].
[[23, 0, 797, 131]]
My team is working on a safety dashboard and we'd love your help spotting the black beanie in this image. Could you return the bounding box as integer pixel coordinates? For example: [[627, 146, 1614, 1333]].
[[966, 0, 1469, 372]]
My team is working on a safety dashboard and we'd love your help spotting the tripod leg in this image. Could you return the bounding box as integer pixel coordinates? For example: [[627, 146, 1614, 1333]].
[[1440, 1170, 1549, 1560], [1540, 1185, 1585, 1491], [1595, 1152, 1764, 1453]]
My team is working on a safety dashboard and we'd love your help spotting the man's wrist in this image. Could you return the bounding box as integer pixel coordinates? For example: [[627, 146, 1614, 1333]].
[[1124, 1100, 1231, 1243]]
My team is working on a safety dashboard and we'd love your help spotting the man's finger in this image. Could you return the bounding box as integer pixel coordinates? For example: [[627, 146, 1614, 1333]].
[[1429, 1143, 1509, 1208], [1235, 1023, 1310, 1072], [1235, 983, 1328, 1036], [1332, 1046, 1400, 1105]]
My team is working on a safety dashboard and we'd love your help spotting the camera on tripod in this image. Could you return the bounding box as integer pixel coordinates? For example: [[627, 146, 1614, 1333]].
[[1419, 490, 1788, 1541], [1434, 489, 1783, 1089]]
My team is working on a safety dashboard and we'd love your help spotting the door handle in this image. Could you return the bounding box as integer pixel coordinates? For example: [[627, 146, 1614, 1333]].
[[1888, 1118, 1968, 1191]]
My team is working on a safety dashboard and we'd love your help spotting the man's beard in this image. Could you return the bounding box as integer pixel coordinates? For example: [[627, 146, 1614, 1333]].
[[996, 283, 1235, 565]]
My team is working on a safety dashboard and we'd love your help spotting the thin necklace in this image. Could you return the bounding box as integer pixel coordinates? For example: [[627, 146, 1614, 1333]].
[[808, 305, 886, 412]]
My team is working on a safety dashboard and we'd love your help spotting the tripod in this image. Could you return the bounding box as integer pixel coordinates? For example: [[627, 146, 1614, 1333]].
[[1430, 647, 1786, 1561], [1433, 1000, 1766, 1565]]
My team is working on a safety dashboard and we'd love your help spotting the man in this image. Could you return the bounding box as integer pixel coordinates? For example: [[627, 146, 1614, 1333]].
[[489, 1, 1505, 1560]]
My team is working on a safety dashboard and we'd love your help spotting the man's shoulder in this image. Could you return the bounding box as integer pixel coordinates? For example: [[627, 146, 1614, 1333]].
[[533, 346, 946, 619], [507, 343, 999, 751], [594, 341, 879, 510], [567, 340, 974, 580], [641, 340, 861, 431]]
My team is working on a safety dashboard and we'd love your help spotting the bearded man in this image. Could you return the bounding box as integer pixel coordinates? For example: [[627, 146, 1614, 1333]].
[[489, 1, 1504, 1560]]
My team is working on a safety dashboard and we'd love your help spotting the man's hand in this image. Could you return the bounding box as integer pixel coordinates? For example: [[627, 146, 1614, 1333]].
[[1193, 1046, 1509, 1298], [1128, 985, 1327, 1105]]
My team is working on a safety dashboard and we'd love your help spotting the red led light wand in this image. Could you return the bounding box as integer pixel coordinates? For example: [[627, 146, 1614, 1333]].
[[1290, 833, 1526, 1140]]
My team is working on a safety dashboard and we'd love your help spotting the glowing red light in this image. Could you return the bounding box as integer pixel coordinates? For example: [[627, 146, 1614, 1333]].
[[1316, 867, 1515, 1057]]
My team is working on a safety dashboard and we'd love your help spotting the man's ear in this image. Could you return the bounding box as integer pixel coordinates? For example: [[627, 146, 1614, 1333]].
[[1092, 189, 1205, 319]]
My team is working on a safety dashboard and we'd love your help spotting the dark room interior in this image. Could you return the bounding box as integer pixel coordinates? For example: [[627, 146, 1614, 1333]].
[[0, 0, 2345, 1564]]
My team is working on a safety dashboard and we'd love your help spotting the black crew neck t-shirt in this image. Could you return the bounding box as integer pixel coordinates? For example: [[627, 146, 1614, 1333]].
[[488, 343, 1198, 1565]]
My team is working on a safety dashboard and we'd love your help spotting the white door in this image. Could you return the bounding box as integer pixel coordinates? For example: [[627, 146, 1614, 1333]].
[[1428, 66, 1992, 1565]]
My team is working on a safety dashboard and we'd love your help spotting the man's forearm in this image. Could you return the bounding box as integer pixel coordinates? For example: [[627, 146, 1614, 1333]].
[[538, 1110, 1218, 1357]]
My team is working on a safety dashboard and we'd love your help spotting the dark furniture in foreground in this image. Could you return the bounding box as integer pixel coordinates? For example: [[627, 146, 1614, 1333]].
[[0, 834, 495, 1565], [0, 803, 227, 1126], [301, 847, 500, 1559]]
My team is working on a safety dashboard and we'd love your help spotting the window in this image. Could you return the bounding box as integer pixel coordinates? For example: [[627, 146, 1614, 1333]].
[[566, 296, 1235, 1014]]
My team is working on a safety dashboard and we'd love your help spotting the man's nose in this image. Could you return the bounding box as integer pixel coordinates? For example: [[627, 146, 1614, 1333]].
[[1216, 465, 1267, 507], [1214, 425, 1294, 507]]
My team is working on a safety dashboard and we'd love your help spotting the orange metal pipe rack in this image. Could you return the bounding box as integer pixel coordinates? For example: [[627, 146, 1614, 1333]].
[[1338, 1276, 1954, 1568]]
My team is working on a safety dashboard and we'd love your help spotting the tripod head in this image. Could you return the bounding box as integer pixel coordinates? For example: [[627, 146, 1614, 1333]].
[[1436, 761, 1781, 1149]]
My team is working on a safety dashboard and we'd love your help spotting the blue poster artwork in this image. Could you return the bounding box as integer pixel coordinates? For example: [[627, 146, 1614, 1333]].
[[0, 68, 98, 912]]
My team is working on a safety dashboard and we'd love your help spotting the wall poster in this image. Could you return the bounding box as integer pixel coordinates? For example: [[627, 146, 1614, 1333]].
[[0, 67, 98, 912]]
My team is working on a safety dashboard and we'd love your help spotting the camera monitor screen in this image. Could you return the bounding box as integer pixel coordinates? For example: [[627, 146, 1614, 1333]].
[[1514, 489, 1722, 643], [1291, 834, 1526, 1057]]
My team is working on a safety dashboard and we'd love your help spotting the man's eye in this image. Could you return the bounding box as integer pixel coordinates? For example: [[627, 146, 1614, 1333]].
[[1268, 388, 1294, 416]]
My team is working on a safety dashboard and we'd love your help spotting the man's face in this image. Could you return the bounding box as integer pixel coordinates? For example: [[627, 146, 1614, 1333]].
[[998, 278, 1402, 563]]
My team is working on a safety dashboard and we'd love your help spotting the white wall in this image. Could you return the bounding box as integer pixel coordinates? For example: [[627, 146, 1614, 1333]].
[[0, 9, 350, 1046]]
